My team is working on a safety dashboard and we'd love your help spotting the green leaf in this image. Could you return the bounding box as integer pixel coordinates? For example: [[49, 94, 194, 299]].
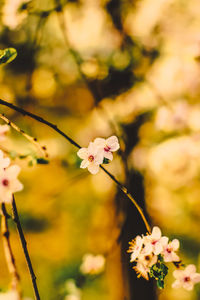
[[157, 278, 164, 289], [0, 48, 17, 65], [103, 158, 110, 164], [150, 260, 168, 289], [36, 158, 49, 164]]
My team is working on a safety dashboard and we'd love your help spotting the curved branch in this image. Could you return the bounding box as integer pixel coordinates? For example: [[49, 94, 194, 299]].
[[0, 98, 151, 233]]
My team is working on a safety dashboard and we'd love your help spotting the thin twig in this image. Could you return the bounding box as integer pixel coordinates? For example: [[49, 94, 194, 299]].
[[0, 114, 48, 158], [0, 98, 151, 232], [1, 203, 22, 299], [11, 196, 41, 300]]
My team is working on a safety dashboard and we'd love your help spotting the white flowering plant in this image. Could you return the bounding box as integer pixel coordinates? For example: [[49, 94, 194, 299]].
[[128, 226, 200, 290]]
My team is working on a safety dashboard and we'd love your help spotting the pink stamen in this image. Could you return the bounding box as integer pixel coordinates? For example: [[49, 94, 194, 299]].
[[184, 276, 190, 282], [104, 145, 111, 152], [2, 179, 9, 186], [88, 155, 94, 162]]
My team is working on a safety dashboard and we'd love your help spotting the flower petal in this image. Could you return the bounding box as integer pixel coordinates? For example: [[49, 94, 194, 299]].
[[93, 138, 106, 148], [77, 148, 88, 159], [171, 239, 180, 251], [88, 164, 99, 174], [80, 160, 89, 169], [104, 151, 113, 161], [185, 264, 196, 275], [172, 279, 182, 289], [151, 226, 161, 239]]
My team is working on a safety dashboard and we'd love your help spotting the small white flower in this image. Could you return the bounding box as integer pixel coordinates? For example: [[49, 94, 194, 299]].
[[143, 226, 168, 255], [134, 253, 157, 280], [172, 264, 200, 291], [128, 235, 144, 262], [93, 136, 120, 161], [0, 150, 10, 169], [80, 254, 105, 275], [0, 165, 23, 203], [65, 279, 81, 300], [77, 142, 103, 174], [162, 238, 180, 262], [0, 125, 10, 141]]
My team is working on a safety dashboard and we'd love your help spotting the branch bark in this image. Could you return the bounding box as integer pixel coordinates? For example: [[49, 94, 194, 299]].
[[11, 196, 41, 300], [1, 202, 22, 299]]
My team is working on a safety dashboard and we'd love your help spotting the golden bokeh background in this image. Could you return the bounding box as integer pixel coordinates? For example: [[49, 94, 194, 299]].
[[0, 0, 200, 299]]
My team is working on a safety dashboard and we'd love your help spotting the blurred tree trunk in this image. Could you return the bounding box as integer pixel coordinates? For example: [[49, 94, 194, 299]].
[[115, 117, 157, 300]]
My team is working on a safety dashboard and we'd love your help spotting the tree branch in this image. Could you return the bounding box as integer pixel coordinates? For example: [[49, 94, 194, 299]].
[[11, 196, 41, 300], [1, 202, 22, 299]]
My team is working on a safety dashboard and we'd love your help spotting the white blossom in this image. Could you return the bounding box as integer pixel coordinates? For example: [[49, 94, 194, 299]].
[[172, 264, 200, 291], [2, 0, 29, 30], [77, 142, 104, 174], [0, 165, 23, 203], [93, 136, 120, 161], [64, 279, 81, 300], [128, 235, 144, 262], [80, 254, 105, 275], [0, 125, 10, 142], [134, 253, 157, 280], [162, 238, 180, 263], [143, 226, 168, 255]]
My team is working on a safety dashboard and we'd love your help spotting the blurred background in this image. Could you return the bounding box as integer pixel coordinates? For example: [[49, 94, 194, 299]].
[[0, 0, 200, 299]]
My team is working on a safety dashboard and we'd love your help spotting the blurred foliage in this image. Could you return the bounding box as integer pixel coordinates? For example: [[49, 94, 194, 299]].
[[0, 0, 200, 300]]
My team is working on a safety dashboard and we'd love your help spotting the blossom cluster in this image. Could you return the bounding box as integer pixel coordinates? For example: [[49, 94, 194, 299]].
[[128, 226, 200, 290], [77, 136, 120, 174], [0, 125, 23, 203]]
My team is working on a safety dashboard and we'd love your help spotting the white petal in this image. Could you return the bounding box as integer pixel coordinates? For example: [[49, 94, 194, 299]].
[[191, 273, 200, 283], [171, 253, 180, 262], [94, 152, 104, 164], [93, 138, 106, 148], [80, 160, 89, 169], [6, 165, 21, 179], [154, 243, 163, 255], [183, 281, 194, 291], [160, 236, 169, 246], [171, 239, 180, 251], [151, 226, 161, 239], [88, 142, 98, 154], [173, 270, 184, 280], [11, 179, 23, 192], [185, 264, 196, 275], [142, 243, 153, 255], [106, 136, 118, 146], [0, 150, 3, 159], [88, 164, 100, 174], [104, 151, 113, 161], [1, 157, 10, 168], [172, 279, 182, 289], [77, 148, 88, 159]]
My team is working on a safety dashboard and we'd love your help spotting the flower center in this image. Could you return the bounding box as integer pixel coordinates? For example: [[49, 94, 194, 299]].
[[104, 145, 111, 152], [184, 276, 190, 282], [167, 248, 172, 253], [2, 179, 9, 186], [152, 240, 157, 245], [88, 155, 94, 162], [145, 255, 150, 261]]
